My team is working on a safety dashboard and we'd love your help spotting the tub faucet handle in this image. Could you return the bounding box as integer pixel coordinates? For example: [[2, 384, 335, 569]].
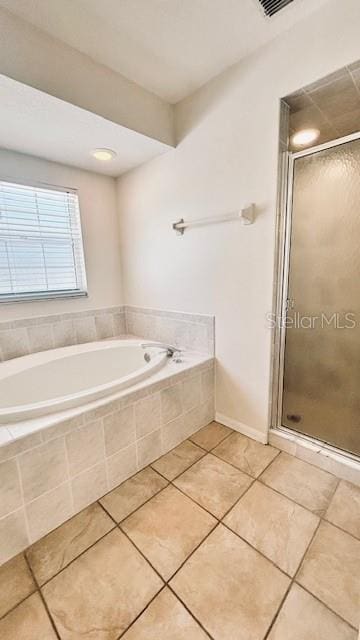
[[141, 342, 182, 359]]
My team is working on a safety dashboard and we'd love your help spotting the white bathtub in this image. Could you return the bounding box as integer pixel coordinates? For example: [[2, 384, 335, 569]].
[[0, 339, 167, 423]]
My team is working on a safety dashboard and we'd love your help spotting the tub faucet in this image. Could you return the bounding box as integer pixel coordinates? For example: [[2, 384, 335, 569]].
[[141, 342, 182, 361]]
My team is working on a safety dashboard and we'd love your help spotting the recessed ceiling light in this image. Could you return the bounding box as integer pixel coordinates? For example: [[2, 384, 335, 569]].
[[291, 128, 320, 148], [91, 148, 117, 161]]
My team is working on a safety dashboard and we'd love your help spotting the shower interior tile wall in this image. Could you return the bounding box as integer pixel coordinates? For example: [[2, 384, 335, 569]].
[[0, 360, 214, 565], [0, 306, 214, 361]]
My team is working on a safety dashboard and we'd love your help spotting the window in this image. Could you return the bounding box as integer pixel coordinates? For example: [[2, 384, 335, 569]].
[[0, 180, 87, 302]]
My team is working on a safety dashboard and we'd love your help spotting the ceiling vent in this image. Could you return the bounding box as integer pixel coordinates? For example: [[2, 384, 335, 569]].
[[258, 0, 295, 17]]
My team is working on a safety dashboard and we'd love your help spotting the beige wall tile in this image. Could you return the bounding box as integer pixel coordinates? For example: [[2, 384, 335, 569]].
[[26, 483, 73, 542], [0, 458, 22, 518], [19, 438, 68, 502], [0, 553, 36, 618], [27, 503, 114, 585], [187, 323, 208, 352], [106, 443, 137, 490], [74, 316, 97, 343], [0, 429, 12, 446], [182, 405, 206, 441], [27, 325, 54, 353], [137, 429, 163, 468], [184, 399, 215, 440], [41, 415, 84, 443], [135, 394, 161, 438], [162, 415, 186, 451], [161, 384, 183, 425], [103, 406, 135, 457], [52, 319, 76, 349], [113, 312, 126, 335], [95, 314, 114, 339], [201, 368, 214, 403], [0, 509, 29, 565], [71, 463, 108, 511], [0, 328, 29, 360], [182, 375, 201, 412], [0, 592, 58, 640], [66, 420, 104, 476], [0, 432, 42, 463]]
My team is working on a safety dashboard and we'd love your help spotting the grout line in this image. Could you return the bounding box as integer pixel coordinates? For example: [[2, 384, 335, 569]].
[[263, 581, 293, 640], [210, 443, 280, 478], [150, 447, 207, 483], [292, 581, 358, 632], [0, 577, 37, 621], [23, 553, 62, 640], [3, 423, 359, 638], [97, 476, 170, 526], [321, 517, 360, 544], [220, 520, 291, 581], [116, 585, 168, 640], [166, 583, 215, 639], [188, 425, 234, 452], [256, 475, 333, 519], [117, 525, 166, 584], [27, 522, 118, 589]]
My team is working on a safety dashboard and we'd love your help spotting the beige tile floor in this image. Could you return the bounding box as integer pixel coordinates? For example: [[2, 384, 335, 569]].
[[0, 421, 359, 640]]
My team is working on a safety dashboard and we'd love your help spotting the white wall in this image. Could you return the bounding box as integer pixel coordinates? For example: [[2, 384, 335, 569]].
[[0, 149, 123, 321], [116, 0, 360, 440], [0, 7, 174, 146]]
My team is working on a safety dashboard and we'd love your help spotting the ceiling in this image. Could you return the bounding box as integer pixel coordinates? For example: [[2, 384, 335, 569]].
[[285, 60, 360, 150], [0, 0, 330, 104], [0, 74, 171, 176]]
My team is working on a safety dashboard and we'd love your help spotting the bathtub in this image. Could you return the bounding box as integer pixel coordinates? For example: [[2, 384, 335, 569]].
[[0, 339, 167, 423]]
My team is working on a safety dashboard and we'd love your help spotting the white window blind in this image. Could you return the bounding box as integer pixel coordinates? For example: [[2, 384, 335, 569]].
[[0, 180, 87, 302]]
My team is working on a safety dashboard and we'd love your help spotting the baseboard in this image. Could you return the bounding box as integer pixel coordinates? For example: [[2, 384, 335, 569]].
[[215, 412, 268, 445]]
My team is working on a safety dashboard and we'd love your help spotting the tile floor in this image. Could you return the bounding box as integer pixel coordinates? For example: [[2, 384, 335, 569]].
[[0, 421, 359, 640]]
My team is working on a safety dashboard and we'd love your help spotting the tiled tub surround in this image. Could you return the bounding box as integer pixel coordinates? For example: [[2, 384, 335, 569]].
[[125, 306, 215, 356], [0, 305, 215, 361], [0, 355, 214, 565], [0, 306, 127, 361], [0, 422, 359, 640]]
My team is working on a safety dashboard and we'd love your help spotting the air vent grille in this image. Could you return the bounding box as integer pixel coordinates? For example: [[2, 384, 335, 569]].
[[258, 0, 295, 17]]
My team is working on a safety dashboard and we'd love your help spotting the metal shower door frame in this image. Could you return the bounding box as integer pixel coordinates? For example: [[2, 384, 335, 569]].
[[270, 130, 360, 441]]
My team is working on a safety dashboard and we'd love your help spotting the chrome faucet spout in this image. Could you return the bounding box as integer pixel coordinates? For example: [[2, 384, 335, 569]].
[[141, 342, 181, 358]]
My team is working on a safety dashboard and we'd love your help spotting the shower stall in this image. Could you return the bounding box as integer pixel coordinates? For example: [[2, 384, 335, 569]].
[[273, 133, 360, 458]]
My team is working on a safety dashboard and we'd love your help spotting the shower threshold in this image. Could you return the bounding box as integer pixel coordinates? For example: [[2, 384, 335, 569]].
[[269, 426, 360, 487]]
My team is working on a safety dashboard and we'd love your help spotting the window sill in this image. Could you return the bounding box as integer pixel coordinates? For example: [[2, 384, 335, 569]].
[[0, 290, 88, 304]]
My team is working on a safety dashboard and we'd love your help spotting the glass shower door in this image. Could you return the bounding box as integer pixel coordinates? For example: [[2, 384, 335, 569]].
[[282, 137, 360, 456]]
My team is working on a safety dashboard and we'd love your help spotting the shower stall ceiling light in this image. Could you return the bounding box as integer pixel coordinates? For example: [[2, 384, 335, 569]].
[[291, 128, 320, 148], [91, 148, 117, 161]]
